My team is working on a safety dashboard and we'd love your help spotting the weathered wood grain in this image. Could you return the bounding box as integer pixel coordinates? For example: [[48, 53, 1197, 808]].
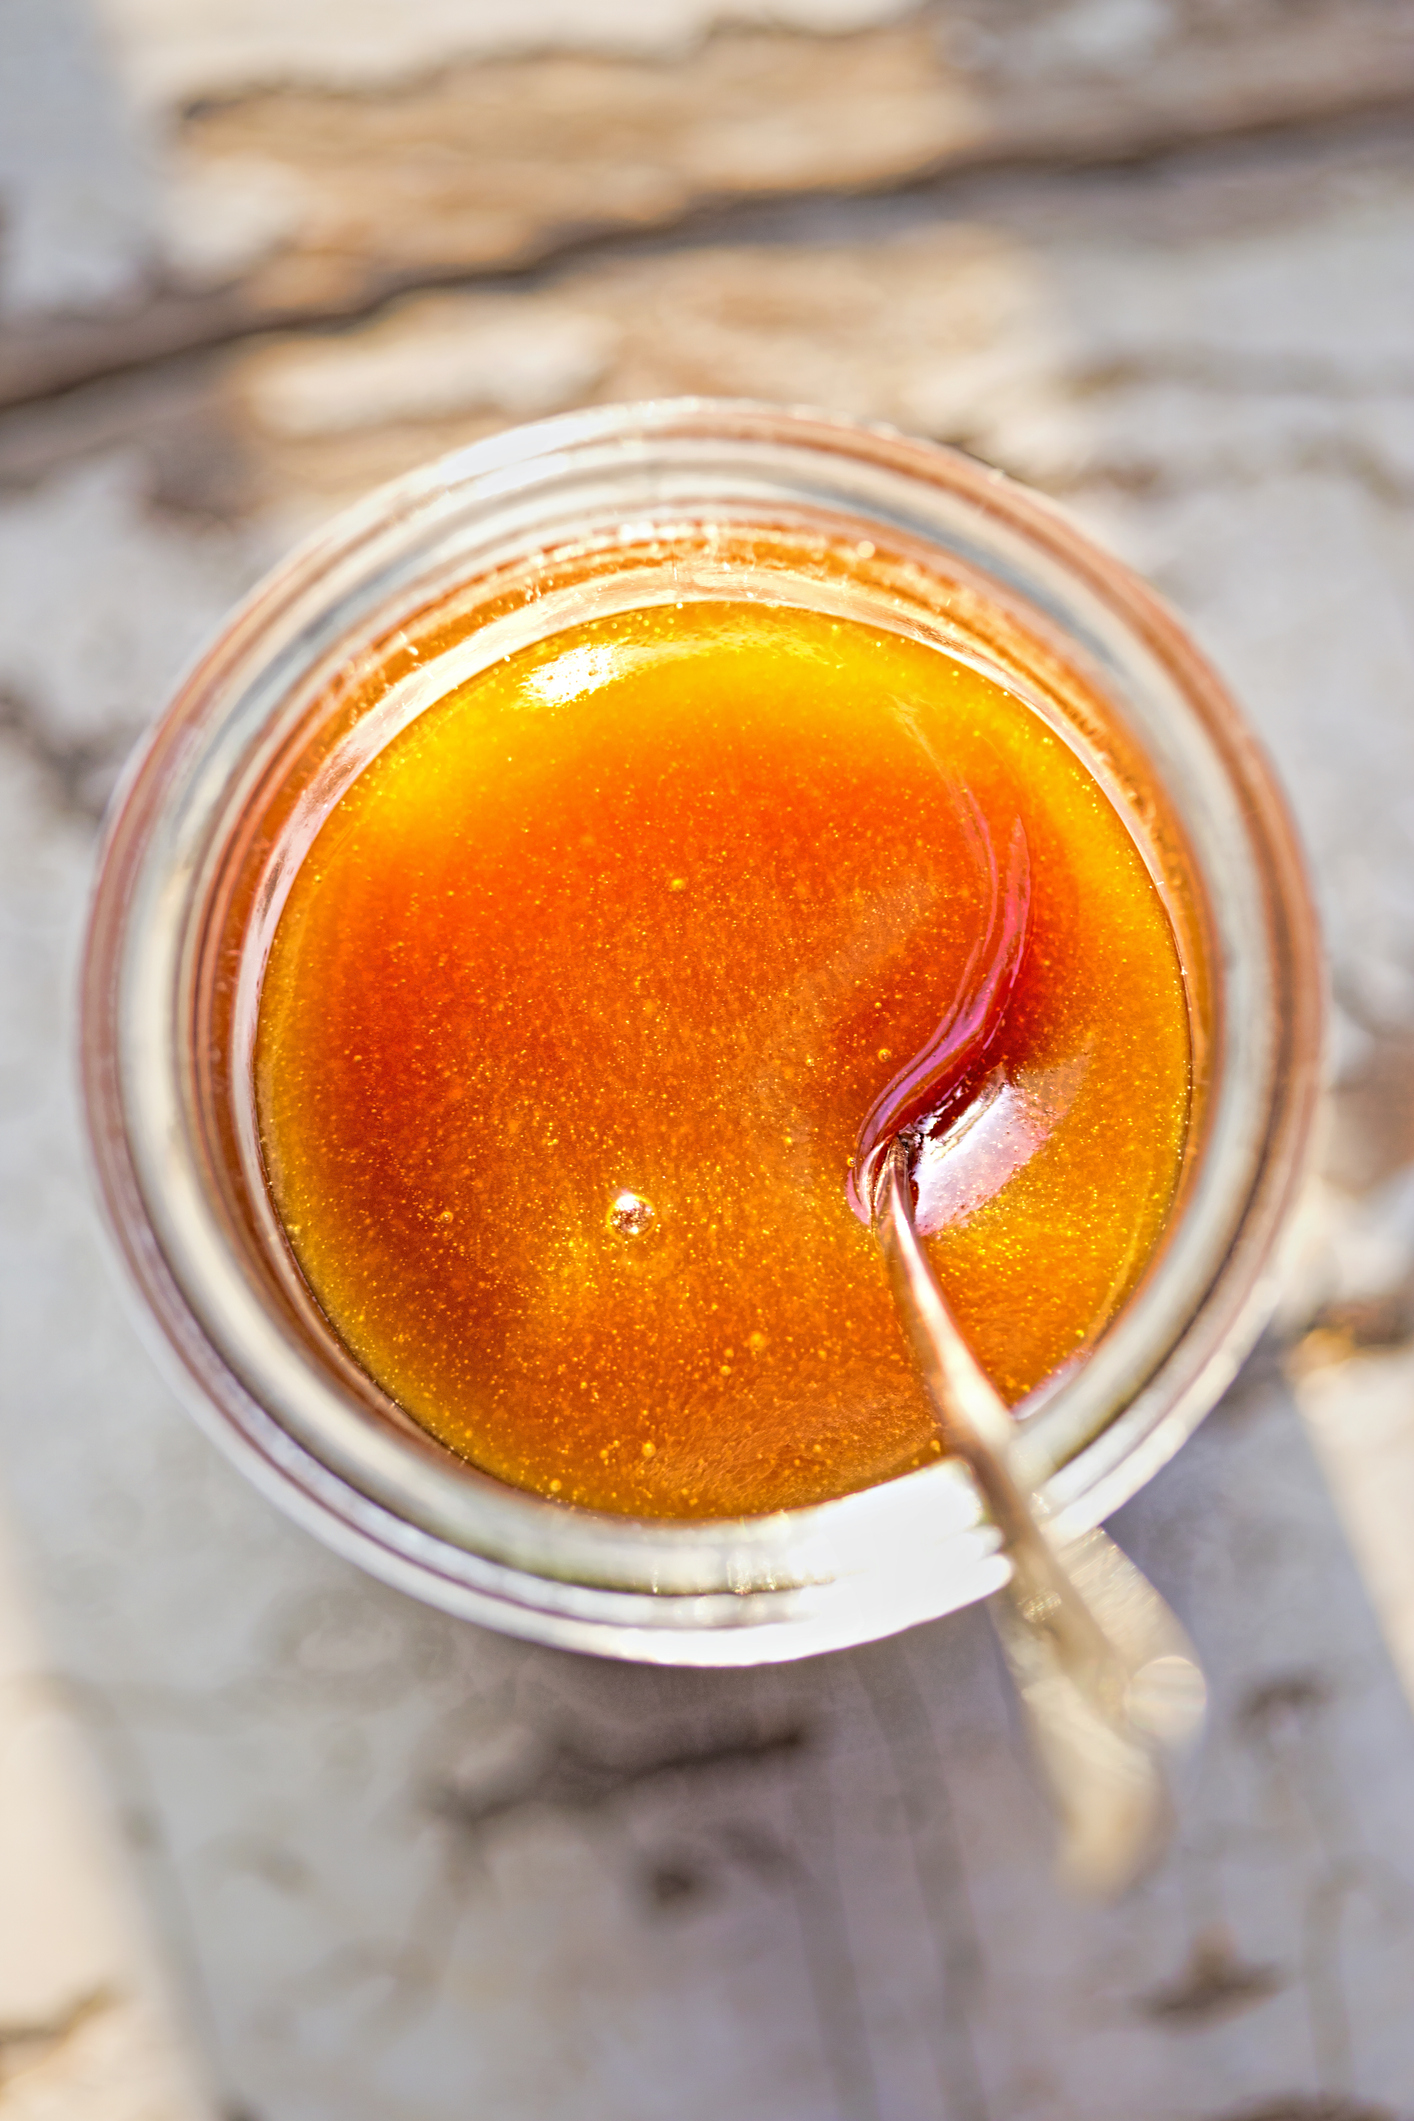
[[6, 2, 1414, 406]]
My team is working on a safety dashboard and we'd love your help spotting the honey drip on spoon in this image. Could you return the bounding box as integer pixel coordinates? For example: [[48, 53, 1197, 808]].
[[849, 801, 1030, 1222]]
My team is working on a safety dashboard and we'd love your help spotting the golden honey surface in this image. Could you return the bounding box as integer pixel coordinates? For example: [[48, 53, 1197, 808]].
[[256, 600, 1190, 1517]]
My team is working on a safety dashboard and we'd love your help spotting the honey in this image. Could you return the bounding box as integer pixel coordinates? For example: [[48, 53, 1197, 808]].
[[255, 598, 1190, 1519]]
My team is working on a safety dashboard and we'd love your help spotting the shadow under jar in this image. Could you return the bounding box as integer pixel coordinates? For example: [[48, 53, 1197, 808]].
[[82, 400, 1322, 1666]]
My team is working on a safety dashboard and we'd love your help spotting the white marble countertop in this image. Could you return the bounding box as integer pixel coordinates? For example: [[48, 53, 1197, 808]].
[[5, 5, 1414, 2117]]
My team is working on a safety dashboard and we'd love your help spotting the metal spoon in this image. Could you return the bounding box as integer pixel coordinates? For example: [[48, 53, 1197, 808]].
[[872, 1133, 1206, 1897]]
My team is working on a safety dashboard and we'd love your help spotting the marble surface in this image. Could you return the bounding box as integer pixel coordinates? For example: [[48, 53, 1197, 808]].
[[5, 5, 1414, 2117]]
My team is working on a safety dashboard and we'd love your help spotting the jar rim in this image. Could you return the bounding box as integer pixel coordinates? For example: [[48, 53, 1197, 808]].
[[80, 397, 1324, 1664]]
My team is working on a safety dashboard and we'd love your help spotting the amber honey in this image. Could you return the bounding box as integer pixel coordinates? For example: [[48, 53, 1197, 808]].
[[255, 598, 1190, 1519]]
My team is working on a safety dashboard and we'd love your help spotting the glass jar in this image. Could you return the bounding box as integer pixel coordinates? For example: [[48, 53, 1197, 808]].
[[81, 400, 1322, 1665]]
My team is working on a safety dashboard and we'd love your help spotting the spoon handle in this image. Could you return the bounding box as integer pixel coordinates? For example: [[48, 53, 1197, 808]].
[[873, 1136, 1205, 1896]]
